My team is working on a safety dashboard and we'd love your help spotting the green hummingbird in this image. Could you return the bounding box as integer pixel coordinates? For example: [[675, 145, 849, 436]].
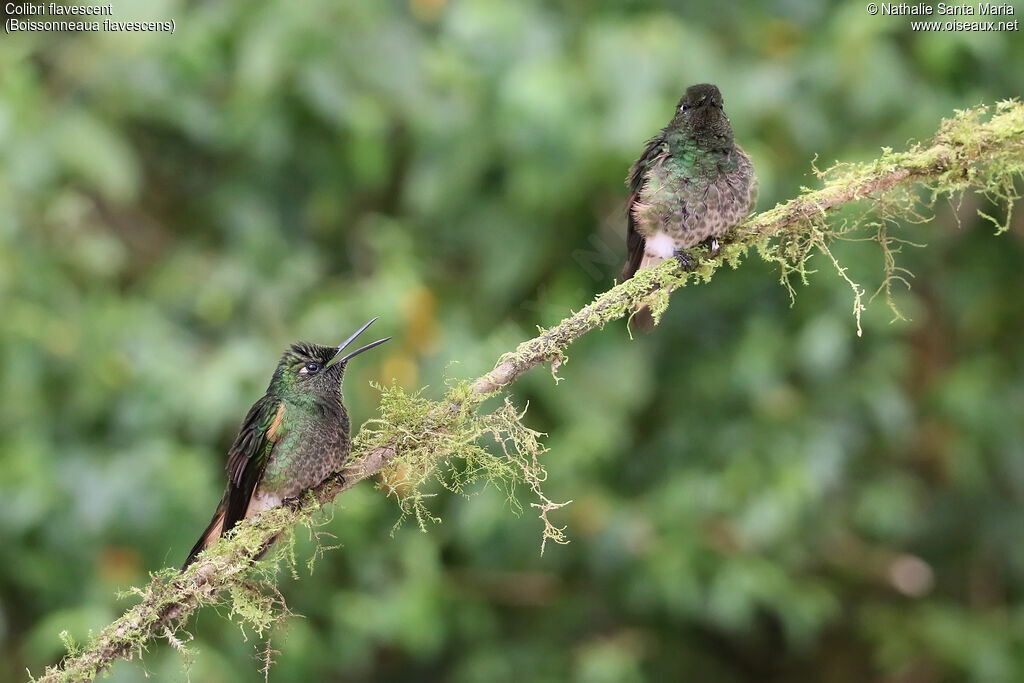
[[620, 83, 757, 331], [181, 318, 390, 569]]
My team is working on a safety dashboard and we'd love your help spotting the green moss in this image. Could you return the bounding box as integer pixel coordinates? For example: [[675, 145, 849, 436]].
[[353, 381, 568, 551], [227, 580, 288, 637], [731, 100, 1024, 331]]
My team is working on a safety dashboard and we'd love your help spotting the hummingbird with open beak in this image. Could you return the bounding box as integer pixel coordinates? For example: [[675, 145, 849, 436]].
[[181, 318, 390, 569]]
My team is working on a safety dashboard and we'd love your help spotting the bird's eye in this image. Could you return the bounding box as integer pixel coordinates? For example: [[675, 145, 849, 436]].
[[680, 104, 690, 112], [300, 362, 321, 375]]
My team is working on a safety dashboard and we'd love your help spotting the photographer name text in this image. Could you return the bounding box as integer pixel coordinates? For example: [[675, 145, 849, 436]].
[[878, 2, 1013, 15], [865, 2, 1018, 30]]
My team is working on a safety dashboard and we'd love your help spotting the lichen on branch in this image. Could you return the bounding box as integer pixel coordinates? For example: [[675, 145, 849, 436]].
[[38, 100, 1024, 683], [356, 381, 562, 548]]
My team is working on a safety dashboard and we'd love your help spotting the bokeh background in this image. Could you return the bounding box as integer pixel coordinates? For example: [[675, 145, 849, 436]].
[[2, 1, 1023, 681]]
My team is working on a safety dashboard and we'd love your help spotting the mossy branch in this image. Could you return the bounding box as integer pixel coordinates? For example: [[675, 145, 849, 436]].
[[38, 101, 1023, 682]]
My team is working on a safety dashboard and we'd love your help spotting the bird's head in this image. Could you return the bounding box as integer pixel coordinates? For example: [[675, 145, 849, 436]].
[[672, 83, 734, 142], [271, 318, 390, 403]]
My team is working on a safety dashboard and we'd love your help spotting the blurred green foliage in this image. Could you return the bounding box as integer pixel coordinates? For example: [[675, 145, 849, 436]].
[[2, 0, 1023, 681]]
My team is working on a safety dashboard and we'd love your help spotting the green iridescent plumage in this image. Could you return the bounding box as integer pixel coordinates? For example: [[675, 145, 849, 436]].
[[182, 321, 389, 569]]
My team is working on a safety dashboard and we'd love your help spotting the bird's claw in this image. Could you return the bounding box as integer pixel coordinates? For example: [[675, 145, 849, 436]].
[[673, 248, 698, 272], [282, 495, 303, 510], [329, 471, 346, 487]]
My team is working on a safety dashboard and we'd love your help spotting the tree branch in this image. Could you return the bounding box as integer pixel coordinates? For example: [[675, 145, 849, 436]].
[[39, 101, 1023, 682]]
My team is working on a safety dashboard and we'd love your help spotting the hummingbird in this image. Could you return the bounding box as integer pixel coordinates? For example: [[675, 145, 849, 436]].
[[181, 318, 390, 569], [620, 83, 757, 332]]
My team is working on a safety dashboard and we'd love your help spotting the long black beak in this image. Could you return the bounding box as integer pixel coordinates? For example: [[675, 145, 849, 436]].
[[326, 317, 391, 367]]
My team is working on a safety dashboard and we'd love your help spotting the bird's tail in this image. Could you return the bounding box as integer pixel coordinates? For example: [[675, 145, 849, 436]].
[[627, 253, 668, 334], [181, 495, 285, 571], [181, 498, 227, 570]]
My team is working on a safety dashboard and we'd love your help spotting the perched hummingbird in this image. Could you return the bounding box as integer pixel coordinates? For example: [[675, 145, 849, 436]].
[[620, 83, 757, 332], [181, 318, 390, 569]]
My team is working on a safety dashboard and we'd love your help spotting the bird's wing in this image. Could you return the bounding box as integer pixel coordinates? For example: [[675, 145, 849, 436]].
[[181, 395, 286, 569], [735, 144, 759, 212], [621, 133, 667, 281], [222, 395, 287, 534]]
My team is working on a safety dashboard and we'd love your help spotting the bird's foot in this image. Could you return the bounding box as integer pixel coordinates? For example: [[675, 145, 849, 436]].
[[704, 237, 722, 258], [329, 471, 346, 488], [282, 495, 303, 510], [672, 248, 698, 272]]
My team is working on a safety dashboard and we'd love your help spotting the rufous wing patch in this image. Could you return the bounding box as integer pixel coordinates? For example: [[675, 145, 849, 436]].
[[267, 402, 286, 442], [201, 508, 226, 551]]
